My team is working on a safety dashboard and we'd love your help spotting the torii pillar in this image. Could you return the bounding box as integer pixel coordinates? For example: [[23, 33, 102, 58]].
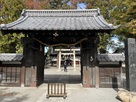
[[73, 49, 76, 71], [57, 50, 62, 71]]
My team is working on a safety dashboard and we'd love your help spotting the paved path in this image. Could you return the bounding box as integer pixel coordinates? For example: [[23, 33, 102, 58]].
[[38, 87, 121, 102], [0, 66, 121, 102], [0, 84, 120, 102], [0, 84, 121, 102]]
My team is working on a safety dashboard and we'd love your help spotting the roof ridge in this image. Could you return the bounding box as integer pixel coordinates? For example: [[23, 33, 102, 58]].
[[21, 9, 100, 17], [0, 53, 22, 55], [98, 53, 123, 55]]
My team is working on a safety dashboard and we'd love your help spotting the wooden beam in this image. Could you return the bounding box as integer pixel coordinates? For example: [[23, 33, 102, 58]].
[[55, 49, 80, 51]]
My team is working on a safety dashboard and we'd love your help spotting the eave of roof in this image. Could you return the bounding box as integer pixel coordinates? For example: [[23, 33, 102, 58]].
[[97, 53, 125, 62], [0, 53, 23, 62], [0, 9, 119, 31], [0, 53, 124, 62]]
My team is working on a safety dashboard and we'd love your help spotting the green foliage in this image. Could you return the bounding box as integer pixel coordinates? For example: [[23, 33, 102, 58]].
[[128, 20, 136, 36], [108, 0, 136, 38], [0, 0, 24, 24], [0, 0, 25, 53], [98, 33, 110, 53], [12, 33, 24, 53], [84, 0, 135, 53], [123, 0, 136, 36], [49, 0, 63, 9], [48, 0, 69, 9], [0, 32, 24, 53]]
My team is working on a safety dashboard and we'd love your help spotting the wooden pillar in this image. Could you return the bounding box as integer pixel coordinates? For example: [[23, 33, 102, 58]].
[[21, 37, 44, 87], [81, 37, 98, 88], [73, 49, 76, 71], [35, 44, 45, 86]]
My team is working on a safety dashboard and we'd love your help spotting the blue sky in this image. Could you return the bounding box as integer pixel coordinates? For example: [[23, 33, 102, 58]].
[[108, 37, 124, 53], [77, 3, 86, 9], [67, 1, 87, 9]]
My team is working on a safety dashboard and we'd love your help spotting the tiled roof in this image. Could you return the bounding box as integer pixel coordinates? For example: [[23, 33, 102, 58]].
[[0, 9, 119, 31], [0, 53, 125, 62], [0, 53, 23, 62], [97, 54, 125, 62]]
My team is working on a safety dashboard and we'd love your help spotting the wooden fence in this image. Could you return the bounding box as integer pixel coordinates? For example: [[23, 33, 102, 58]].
[[46, 82, 67, 99], [0, 66, 21, 86]]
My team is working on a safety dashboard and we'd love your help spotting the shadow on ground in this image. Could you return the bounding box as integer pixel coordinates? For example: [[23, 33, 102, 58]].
[[0, 88, 29, 102], [44, 74, 81, 84]]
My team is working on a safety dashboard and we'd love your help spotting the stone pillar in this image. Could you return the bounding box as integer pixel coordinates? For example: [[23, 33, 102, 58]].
[[30, 66, 37, 87], [73, 49, 76, 71], [58, 50, 61, 71], [21, 66, 25, 87], [125, 38, 136, 91], [95, 66, 99, 88], [57, 52, 59, 69]]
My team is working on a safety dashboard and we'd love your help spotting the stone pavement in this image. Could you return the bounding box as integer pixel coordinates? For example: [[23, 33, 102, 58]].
[[38, 86, 121, 102], [0, 85, 121, 102], [0, 66, 122, 102]]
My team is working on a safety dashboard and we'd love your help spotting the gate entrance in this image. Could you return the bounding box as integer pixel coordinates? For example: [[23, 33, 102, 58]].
[[44, 66, 81, 85], [44, 48, 81, 84], [0, 9, 119, 87]]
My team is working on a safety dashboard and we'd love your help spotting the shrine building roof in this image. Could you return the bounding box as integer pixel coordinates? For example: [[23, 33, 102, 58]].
[[0, 9, 119, 31]]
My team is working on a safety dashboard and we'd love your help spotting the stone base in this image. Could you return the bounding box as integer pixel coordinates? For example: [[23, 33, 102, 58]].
[[30, 82, 37, 87], [83, 84, 90, 88]]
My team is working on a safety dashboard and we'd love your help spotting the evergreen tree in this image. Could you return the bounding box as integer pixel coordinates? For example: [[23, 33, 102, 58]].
[[123, 0, 136, 36], [83, 0, 135, 52], [0, 0, 24, 23], [0, 0, 25, 53]]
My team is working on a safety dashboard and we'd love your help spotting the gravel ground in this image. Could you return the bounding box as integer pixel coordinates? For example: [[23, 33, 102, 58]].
[[0, 87, 45, 102], [0, 85, 122, 102]]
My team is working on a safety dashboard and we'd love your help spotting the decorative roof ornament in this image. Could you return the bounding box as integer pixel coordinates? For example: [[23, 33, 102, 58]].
[[97, 8, 101, 15], [0, 24, 6, 28], [21, 9, 26, 16], [53, 32, 59, 37], [109, 24, 113, 27]]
